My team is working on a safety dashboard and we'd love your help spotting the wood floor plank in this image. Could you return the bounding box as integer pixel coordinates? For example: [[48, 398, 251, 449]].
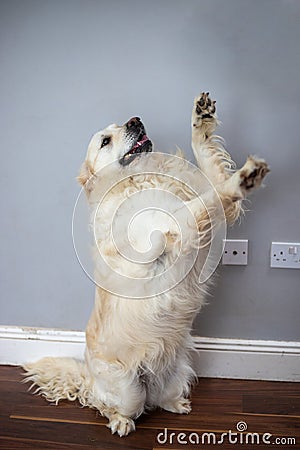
[[243, 393, 300, 416], [10, 404, 106, 425], [0, 436, 98, 450], [1, 417, 159, 450], [0, 365, 24, 382]]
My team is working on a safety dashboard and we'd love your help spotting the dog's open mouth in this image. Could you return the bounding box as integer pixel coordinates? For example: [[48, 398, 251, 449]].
[[120, 134, 152, 166]]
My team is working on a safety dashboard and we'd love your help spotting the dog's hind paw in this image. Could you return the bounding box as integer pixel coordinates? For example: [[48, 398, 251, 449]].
[[161, 397, 192, 414], [107, 413, 135, 437]]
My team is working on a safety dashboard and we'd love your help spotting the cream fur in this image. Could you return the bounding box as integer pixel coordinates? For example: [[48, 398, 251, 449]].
[[23, 92, 269, 436]]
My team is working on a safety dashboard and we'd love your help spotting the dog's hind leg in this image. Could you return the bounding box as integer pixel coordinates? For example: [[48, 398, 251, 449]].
[[104, 374, 146, 437], [87, 355, 146, 436], [93, 376, 145, 437], [146, 351, 194, 415], [191, 92, 235, 185]]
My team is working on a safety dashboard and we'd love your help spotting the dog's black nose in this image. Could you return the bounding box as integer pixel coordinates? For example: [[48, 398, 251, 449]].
[[126, 117, 142, 129]]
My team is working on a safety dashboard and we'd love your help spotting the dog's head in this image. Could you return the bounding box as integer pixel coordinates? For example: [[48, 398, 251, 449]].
[[78, 117, 152, 188]]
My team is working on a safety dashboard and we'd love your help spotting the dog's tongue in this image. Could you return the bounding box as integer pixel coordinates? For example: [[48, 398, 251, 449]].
[[133, 134, 149, 150]]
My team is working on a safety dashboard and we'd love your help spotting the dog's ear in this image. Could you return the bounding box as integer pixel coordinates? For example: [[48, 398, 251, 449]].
[[77, 161, 96, 196], [77, 161, 93, 186]]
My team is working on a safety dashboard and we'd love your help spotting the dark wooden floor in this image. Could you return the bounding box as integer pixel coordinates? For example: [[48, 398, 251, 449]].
[[0, 366, 299, 450]]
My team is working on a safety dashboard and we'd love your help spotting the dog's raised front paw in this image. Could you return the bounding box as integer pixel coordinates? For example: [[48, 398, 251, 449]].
[[239, 156, 270, 193], [194, 92, 216, 119]]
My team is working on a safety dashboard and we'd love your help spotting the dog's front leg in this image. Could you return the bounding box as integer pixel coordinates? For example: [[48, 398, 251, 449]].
[[181, 156, 269, 229], [191, 92, 235, 185]]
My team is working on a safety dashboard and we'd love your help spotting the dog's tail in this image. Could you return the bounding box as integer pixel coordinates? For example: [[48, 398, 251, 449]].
[[23, 357, 91, 406]]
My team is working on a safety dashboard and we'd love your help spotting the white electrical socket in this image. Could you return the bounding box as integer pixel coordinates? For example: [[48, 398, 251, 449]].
[[222, 239, 248, 265], [270, 242, 300, 269]]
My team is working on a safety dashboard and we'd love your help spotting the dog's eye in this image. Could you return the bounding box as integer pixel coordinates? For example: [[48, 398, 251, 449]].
[[100, 137, 111, 148]]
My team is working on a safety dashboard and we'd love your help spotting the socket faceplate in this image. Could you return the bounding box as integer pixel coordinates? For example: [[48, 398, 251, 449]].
[[222, 239, 248, 265], [270, 242, 300, 269]]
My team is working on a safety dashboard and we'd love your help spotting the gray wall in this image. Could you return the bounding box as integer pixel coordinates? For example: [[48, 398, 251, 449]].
[[1, 0, 299, 340]]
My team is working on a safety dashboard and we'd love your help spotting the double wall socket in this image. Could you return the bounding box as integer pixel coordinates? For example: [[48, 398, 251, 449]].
[[222, 239, 248, 265], [221, 240, 300, 268], [270, 242, 300, 269]]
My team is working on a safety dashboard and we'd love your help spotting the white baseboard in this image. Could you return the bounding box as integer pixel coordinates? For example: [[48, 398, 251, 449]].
[[192, 336, 300, 382], [0, 326, 299, 382]]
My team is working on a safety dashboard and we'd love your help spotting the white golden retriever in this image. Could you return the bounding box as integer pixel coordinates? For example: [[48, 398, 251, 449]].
[[24, 92, 269, 436]]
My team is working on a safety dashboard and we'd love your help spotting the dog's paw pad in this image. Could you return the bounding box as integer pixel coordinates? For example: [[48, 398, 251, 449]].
[[107, 414, 135, 437], [240, 157, 270, 192], [194, 92, 216, 120]]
